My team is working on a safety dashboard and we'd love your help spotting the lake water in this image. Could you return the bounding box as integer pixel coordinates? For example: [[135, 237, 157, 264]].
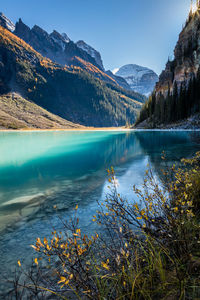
[[0, 130, 200, 296]]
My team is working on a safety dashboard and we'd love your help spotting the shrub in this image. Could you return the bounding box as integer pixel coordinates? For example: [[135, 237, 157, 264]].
[[10, 153, 200, 299]]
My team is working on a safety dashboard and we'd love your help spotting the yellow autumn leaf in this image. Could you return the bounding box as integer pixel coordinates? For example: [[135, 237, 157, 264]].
[[101, 261, 109, 270], [134, 203, 139, 211], [58, 276, 67, 284], [17, 260, 21, 267], [31, 245, 38, 251]]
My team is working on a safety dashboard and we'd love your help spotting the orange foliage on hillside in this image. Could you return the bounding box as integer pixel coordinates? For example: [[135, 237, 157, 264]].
[[72, 56, 117, 85], [0, 26, 42, 58], [0, 26, 61, 72], [0, 26, 120, 86]]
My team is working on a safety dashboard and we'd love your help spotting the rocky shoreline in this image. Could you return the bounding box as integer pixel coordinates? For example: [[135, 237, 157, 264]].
[[134, 113, 200, 130]]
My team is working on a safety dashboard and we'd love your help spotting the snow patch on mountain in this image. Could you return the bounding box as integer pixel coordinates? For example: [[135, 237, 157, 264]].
[[62, 33, 70, 43], [112, 68, 119, 75], [0, 12, 15, 32]]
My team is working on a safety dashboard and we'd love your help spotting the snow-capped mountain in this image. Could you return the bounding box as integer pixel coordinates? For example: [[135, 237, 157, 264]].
[[114, 64, 158, 96], [0, 12, 15, 32], [76, 40, 104, 70]]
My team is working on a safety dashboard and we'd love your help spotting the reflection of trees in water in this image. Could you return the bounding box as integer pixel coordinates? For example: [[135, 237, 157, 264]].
[[134, 131, 200, 182], [189, 132, 200, 145], [97, 132, 142, 167]]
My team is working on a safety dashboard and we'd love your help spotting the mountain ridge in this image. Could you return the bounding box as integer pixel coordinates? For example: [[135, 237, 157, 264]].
[[13, 18, 100, 69], [0, 25, 143, 127], [0, 13, 138, 92]]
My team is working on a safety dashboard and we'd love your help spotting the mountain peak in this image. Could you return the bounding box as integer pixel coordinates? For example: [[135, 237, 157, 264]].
[[115, 64, 158, 96], [0, 12, 15, 32], [76, 40, 104, 70], [62, 33, 70, 43], [32, 25, 49, 37], [50, 30, 70, 51]]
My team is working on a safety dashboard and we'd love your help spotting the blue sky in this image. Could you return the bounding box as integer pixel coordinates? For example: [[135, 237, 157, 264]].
[[1, 0, 191, 75]]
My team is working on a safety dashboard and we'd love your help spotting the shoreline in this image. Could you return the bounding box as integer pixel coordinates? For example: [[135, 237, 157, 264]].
[[0, 127, 200, 132], [0, 127, 131, 132], [134, 114, 200, 131]]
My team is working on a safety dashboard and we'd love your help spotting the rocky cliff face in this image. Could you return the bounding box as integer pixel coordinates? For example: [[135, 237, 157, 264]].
[[155, 8, 200, 97], [136, 7, 200, 127], [115, 64, 158, 96], [76, 40, 104, 70], [14, 18, 99, 68]]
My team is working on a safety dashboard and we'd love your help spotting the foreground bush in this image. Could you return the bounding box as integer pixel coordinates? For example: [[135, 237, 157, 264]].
[[10, 153, 200, 299]]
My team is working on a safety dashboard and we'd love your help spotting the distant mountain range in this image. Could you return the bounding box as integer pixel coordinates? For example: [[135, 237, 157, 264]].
[[0, 13, 158, 95], [0, 13, 146, 128], [113, 64, 159, 96]]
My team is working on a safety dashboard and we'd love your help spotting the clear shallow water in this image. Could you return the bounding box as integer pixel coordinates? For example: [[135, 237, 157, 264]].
[[0, 130, 200, 295]]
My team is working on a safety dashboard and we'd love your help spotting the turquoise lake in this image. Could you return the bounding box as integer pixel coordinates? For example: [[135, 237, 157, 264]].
[[0, 130, 200, 295]]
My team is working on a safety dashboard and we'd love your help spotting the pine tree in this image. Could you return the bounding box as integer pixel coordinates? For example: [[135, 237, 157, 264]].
[[171, 81, 178, 121]]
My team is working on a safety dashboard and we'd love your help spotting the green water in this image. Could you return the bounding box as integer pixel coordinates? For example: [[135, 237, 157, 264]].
[[0, 130, 200, 295]]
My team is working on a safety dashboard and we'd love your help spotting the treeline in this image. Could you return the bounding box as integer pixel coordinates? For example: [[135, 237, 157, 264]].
[[106, 81, 146, 104], [136, 68, 200, 126]]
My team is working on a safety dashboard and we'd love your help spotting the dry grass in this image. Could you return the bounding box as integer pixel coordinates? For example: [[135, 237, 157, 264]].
[[0, 93, 83, 129]]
